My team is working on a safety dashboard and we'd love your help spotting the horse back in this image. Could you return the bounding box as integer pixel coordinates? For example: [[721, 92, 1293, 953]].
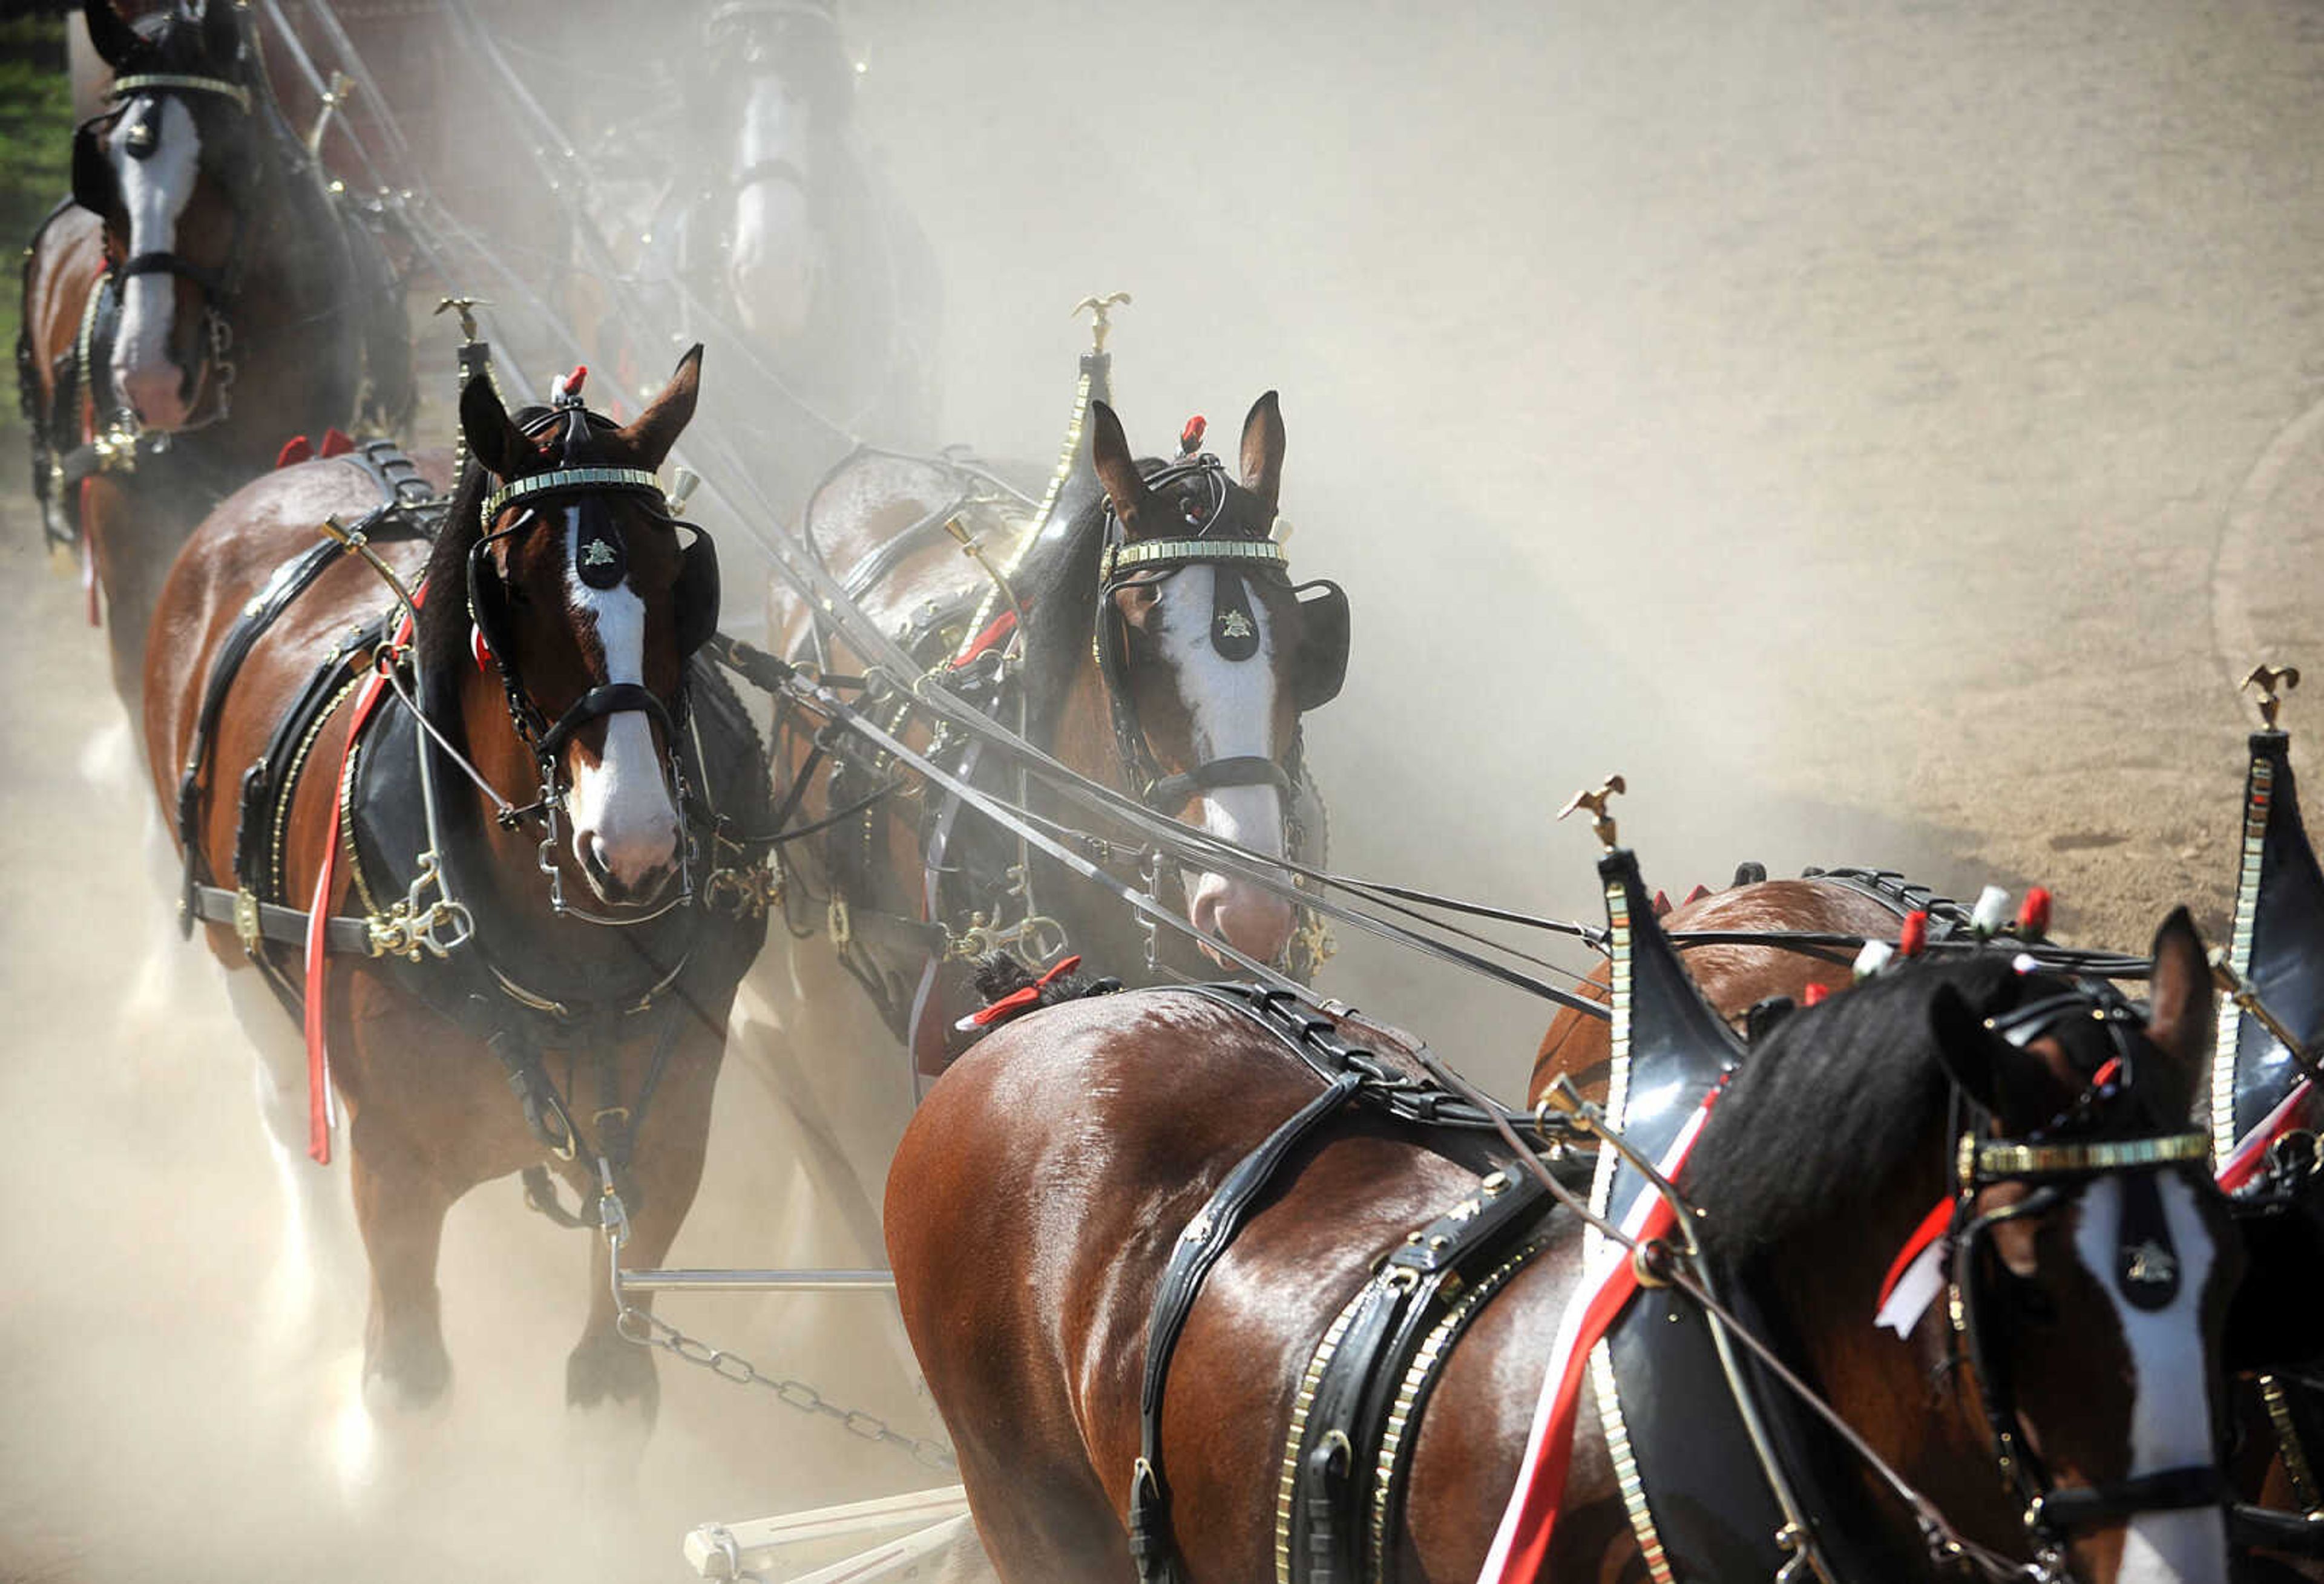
[[142, 453, 451, 939], [1529, 877, 1908, 1106], [20, 207, 105, 443], [887, 990, 1585, 1580]]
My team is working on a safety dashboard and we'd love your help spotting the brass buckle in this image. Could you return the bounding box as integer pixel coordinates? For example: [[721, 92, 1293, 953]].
[[232, 889, 263, 952]]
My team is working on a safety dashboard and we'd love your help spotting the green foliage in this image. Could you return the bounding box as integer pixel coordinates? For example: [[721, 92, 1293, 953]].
[[0, 16, 73, 442]]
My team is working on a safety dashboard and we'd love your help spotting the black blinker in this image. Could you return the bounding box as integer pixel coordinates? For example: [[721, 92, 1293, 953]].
[[573, 500, 628, 592], [1210, 565, 1261, 662]]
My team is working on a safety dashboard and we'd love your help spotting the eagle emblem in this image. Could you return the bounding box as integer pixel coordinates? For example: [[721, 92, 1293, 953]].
[[2123, 1240, 2178, 1286], [581, 538, 617, 568], [1217, 610, 1254, 641]]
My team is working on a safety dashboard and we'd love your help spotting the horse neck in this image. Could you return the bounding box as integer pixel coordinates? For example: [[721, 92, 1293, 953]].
[[220, 115, 359, 432], [1741, 1141, 2024, 1557]]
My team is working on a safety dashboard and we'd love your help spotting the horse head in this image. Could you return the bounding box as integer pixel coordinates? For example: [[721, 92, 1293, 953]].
[[1088, 393, 1348, 971], [1695, 912, 2239, 1583], [714, 0, 855, 349], [1921, 914, 2239, 1584], [455, 348, 719, 912], [72, 0, 256, 432]]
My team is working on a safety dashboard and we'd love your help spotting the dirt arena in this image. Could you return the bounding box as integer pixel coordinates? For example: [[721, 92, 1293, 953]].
[[10, 0, 2324, 1577]]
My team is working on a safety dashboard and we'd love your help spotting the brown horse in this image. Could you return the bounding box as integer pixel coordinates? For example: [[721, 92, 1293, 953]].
[[737, 393, 1345, 1273], [142, 347, 769, 1429], [22, 0, 408, 712], [1531, 873, 1912, 1102], [887, 891, 2240, 1583]]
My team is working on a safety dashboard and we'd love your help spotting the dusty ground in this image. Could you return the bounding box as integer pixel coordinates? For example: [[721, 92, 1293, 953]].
[[11, 0, 2324, 1577]]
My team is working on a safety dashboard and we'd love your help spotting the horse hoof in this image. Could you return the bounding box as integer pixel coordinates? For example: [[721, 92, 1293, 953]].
[[362, 1341, 452, 1414], [565, 1332, 658, 1418]]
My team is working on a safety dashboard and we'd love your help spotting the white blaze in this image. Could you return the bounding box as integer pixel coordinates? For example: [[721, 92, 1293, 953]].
[[1157, 566, 1293, 963], [560, 511, 680, 898], [113, 97, 202, 430], [2070, 1174, 2227, 1584]]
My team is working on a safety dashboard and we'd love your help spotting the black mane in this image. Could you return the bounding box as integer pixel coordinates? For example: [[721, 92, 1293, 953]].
[[1684, 954, 2029, 1263], [414, 456, 491, 715]]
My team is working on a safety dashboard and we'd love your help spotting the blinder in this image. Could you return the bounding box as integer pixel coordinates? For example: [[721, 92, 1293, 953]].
[[71, 117, 119, 220], [1290, 578, 1350, 711]]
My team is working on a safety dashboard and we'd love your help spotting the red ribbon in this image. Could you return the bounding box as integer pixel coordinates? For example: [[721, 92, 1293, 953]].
[[964, 954, 1085, 1030]]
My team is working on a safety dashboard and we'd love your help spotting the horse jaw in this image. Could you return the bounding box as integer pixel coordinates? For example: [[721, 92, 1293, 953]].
[[562, 517, 680, 904], [727, 77, 821, 347], [113, 97, 201, 431]]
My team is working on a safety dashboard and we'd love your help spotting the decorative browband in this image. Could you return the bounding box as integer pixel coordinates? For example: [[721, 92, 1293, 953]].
[[1973, 1133, 2209, 1182], [110, 74, 252, 113], [1101, 537, 1287, 580], [481, 466, 666, 525]]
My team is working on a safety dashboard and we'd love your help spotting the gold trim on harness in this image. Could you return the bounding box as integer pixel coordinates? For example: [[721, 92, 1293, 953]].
[[2214, 750, 2273, 1163], [1101, 537, 1287, 581], [110, 73, 252, 113], [1367, 1233, 1553, 1575], [481, 466, 665, 525], [1593, 1338, 1678, 1584], [270, 671, 366, 904], [1975, 1133, 2210, 1180], [1583, 872, 1676, 1582], [1275, 1283, 1373, 1584]]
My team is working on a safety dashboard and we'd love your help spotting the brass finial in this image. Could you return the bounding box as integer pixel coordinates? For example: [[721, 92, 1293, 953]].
[[1557, 774, 1628, 851], [1071, 292, 1132, 353], [2243, 663, 2302, 730], [432, 296, 489, 342]]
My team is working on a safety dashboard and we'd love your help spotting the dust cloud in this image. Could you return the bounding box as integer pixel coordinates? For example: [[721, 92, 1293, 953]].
[[11, 0, 2324, 1577]]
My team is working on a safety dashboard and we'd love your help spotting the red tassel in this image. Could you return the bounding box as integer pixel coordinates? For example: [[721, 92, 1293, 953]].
[[1035, 954, 1084, 988], [561, 364, 588, 398], [1802, 983, 1830, 1007], [1897, 910, 1929, 958], [1179, 414, 1206, 455], [471, 623, 493, 672], [318, 427, 355, 459], [2092, 1057, 2122, 1089], [1682, 884, 1710, 906], [275, 434, 313, 469], [2017, 887, 2053, 940], [1652, 890, 1671, 917]]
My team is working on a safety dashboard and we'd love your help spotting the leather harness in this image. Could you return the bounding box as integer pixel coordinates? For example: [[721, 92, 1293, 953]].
[[169, 437, 771, 1215], [1121, 983, 1582, 1584]]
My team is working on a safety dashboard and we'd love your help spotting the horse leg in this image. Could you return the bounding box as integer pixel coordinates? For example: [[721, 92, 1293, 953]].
[[565, 1038, 720, 1426], [345, 1118, 457, 1413], [217, 963, 368, 1347]]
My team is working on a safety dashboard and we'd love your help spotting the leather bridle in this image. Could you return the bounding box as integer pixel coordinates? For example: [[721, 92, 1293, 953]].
[[1093, 454, 1338, 814], [465, 401, 720, 926], [1946, 984, 2227, 1575]]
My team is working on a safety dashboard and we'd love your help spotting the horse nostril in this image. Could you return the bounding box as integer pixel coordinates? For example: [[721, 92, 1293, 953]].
[[580, 833, 612, 885]]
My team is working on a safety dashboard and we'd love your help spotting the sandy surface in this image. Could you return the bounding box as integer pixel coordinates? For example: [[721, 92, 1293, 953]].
[[11, 0, 2324, 1576]]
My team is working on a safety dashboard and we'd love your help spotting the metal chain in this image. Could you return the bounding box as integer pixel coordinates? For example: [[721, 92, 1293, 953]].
[[604, 1220, 956, 1473]]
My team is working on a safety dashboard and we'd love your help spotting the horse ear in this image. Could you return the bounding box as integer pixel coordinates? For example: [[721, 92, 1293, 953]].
[[1089, 400, 1151, 533], [84, 0, 140, 68], [2140, 907, 2214, 1121], [459, 375, 532, 481], [1928, 983, 2010, 1118], [1239, 390, 1285, 511], [617, 344, 702, 471]]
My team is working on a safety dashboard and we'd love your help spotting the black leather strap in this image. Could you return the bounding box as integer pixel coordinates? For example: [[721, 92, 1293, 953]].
[[2034, 1465, 2228, 1530], [116, 249, 229, 301], [1130, 1068, 1364, 1583], [1143, 754, 1292, 813], [536, 682, 678, 762], [185, 879, 371, 955]]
